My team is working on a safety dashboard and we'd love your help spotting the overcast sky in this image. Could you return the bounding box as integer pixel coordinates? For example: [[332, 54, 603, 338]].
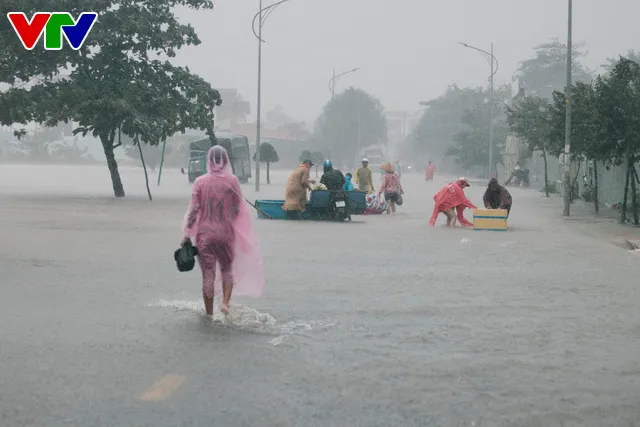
[[174, 0, 640, 123]]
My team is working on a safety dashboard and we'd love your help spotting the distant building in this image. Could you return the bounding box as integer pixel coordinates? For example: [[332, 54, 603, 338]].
[[215, 89, 251, 129]]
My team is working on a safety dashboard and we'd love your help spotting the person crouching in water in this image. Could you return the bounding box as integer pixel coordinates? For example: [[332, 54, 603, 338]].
[[181, 146, 264, 316], [429, 177, 476, 227], [483, 178, 512, 217], [378, 161, 402, 214], [320, 159, 346, 191], [344, 173, 355, 191]]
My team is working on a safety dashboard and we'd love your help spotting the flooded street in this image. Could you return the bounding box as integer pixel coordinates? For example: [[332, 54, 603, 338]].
[[1, 164, 640, 426]]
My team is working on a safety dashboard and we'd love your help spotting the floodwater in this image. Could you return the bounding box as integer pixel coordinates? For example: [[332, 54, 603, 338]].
[[1, 163, 640, 426]]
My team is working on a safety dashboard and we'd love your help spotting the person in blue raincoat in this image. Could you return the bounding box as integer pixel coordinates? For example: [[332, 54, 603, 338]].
[[344, 173, 355, 191]]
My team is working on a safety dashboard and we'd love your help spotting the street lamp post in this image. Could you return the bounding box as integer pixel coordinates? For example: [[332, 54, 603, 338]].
[[252, 0, 291, 192], [562, 0, 573, 216], [327, 67, 360, 159], [459, 42, 499, 179], [329, 67, 360, 100]]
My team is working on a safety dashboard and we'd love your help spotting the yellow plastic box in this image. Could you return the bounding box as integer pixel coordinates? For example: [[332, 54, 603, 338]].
[[473, 208, 508, 231]]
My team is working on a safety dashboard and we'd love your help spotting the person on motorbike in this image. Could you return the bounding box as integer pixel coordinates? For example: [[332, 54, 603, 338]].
[[320, 159, 346, 191]]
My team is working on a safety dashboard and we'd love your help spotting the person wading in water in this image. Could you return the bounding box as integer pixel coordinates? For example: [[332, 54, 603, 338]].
[[182, 146, 264, 316], [354, 158, 374, 194]]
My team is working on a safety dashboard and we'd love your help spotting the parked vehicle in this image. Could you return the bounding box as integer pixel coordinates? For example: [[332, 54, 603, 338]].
[[182, 132, 252, 183]]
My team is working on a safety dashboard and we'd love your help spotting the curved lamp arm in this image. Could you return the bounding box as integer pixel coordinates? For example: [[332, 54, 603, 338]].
[[459, 42, 499, 76], [252, 0, 292, 42]]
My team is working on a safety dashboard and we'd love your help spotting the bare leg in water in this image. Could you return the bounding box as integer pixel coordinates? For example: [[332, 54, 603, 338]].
[[203, 293, 214, 316], [198, 253, 216, 316], [390, 201, 396, 214], [220, 270, 233, 314], [443, 208, 456, 227]]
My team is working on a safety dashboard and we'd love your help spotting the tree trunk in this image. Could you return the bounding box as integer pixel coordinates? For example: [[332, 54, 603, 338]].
[[570, 159, 581, 203], [137, 142, 153, 201], [542, 149, 549, 197], [100, 133, 125, 197], [593, 160, 599, 214], [631, 159, 638, 225], [621, 157, 631, 224], [266, 162, 271, 184]]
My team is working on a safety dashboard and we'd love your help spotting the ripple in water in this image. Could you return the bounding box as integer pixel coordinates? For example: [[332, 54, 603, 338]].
[[146, 299, 336, 344]]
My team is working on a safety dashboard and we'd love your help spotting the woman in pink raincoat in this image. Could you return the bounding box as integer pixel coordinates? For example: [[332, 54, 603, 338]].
[[181, 146, 264, 316]]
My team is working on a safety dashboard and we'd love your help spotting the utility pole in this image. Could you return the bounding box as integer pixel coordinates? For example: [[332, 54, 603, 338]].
[[357, 95, 361, 155], [563, 0, 572, 216], [331, 67, 336, 100], [254, 0, 263, 192], [458, 42, 498, 180], [489, 42, 494, 179]]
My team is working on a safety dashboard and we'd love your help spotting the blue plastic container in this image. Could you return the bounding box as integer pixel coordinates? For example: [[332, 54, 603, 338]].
[[254, 200, 287, 219], [310, 190, 332, 208], [347, 191, 366, 214]]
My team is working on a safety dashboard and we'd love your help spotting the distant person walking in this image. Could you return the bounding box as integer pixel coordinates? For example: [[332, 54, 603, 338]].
[[354, 158, 374, 194], [425, 161, 436, 181], [378, 162, 403, 214], [182, 146, 264, 316]]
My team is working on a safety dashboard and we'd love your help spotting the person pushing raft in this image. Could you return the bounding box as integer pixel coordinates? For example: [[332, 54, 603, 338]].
[[181, 146, 264, 316], [429, 177, 476, 227]]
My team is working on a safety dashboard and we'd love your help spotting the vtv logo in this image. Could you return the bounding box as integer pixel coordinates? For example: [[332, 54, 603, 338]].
[[7, 12, 98, 50]]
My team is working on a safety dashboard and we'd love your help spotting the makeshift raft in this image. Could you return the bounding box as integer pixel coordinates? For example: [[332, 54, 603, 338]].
[[473, 208, 508, 231]]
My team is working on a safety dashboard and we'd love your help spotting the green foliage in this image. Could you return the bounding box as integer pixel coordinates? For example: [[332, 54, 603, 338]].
[[254, 142, 279, 164], [594, 58, 640, 164], [506, 96, 560, 155], [406, 85, 477, 160], [0, 0, 221, 197], [516, 38, 593, 100], [602, 50, 640, 74], [441, 85, 510, 171], [312, 88, 387, 161]]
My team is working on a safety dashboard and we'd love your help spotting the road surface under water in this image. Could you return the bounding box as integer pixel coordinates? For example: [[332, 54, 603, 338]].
[[1, 164, 639, 426]]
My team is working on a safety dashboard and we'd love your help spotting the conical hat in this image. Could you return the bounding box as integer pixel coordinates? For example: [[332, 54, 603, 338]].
[[380, 162, 395, 172]]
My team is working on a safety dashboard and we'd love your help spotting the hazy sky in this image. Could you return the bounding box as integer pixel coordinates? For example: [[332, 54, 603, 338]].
[[174, 0, 640, 123]]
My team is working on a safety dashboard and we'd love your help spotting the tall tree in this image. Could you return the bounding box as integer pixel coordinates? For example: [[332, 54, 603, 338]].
[[506, 96, 561, 196], [594, 57, 640, 224], [253, 142, 279, 184], [406, 85, 479, 162], [312, 88, 387, 163], [517, 38, 593, 100], [443, 85, 510, 175], [548, 83, 606, 210], [0, 0, 221, 197], [602, 50, 640, 74]]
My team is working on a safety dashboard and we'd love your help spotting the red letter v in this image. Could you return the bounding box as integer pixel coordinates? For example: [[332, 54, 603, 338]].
[[7, 13, 51, 50]]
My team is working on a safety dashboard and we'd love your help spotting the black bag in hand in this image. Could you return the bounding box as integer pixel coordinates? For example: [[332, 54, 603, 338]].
[[174, 240, 199, 272]]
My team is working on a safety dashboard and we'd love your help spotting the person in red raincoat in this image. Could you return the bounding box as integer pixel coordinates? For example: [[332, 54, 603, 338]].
[[429, 177, 476, 227], [425, 161, 436, 181]]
